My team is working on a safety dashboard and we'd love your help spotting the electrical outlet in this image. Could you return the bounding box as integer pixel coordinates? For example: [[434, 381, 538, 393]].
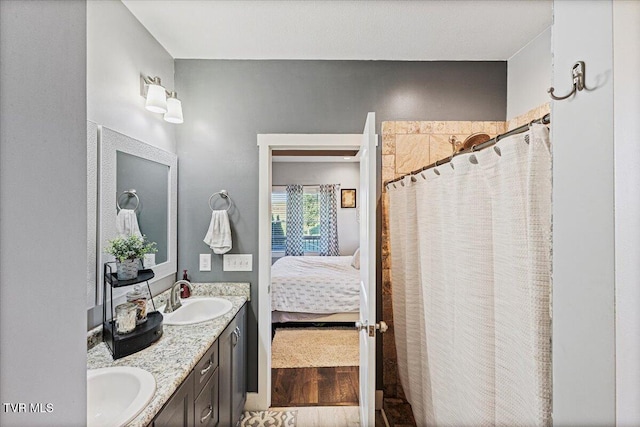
[[223, 254, 252, 271], [199, 253, 211, 271]]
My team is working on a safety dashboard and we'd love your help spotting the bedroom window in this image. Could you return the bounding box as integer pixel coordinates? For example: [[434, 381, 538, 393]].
[[271, 185, 321, 253], [271, 188, 287, 252]]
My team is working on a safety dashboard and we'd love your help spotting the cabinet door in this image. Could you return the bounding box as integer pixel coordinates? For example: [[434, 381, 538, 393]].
[[194, 368, 219, 427], [153, 371, 195, 427], [219, 304, 247, 427], [231, 307, 246, 427]]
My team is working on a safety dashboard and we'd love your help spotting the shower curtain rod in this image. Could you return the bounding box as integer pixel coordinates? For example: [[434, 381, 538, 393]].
[[384, 113, 551, 188]]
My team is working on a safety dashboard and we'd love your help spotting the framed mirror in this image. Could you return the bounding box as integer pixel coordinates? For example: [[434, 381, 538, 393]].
[[87, 125, 177, 308]]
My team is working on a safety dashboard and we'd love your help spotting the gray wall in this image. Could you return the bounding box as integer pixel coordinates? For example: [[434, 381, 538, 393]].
[[507, 27, 552, 119], [175, 59, 507, 392], [272, 161, 361, 256], [86, 0, 178, 328], [0, 1, 87, 425], [87, 0, 176, 153]]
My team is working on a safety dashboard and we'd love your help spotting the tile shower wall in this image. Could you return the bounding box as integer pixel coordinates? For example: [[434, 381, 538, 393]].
[[380, 103, 550, 417]]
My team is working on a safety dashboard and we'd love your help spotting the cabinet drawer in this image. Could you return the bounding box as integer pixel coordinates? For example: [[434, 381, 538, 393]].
[[194, 367, 219, 427], [195, 340, 219, 396], [193, 340, 218, 396]]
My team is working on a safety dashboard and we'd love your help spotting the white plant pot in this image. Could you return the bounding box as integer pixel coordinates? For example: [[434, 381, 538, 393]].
[[116, 259, 139, 280]]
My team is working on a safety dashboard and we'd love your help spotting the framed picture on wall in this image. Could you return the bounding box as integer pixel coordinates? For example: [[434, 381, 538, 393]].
[[341, 189, 356, 208]]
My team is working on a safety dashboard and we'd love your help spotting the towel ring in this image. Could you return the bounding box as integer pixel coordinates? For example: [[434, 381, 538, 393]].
[[208, 189, 233, 212], [117, 189, 140, 213]]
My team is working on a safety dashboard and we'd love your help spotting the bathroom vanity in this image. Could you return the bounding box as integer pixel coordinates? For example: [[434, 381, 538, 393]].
[[87, 283, 250, 427], [152, 304, 246, 427]]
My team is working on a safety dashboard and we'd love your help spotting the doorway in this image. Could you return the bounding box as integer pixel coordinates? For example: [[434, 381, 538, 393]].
[[268, 153, 361, 407], [253, 133, 362, 409], [254, 113, 378, 426]]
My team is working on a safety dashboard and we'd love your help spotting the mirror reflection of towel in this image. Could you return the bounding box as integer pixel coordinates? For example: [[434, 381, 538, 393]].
[[203, 210, 232, 254], [116, 209, 142, 238]]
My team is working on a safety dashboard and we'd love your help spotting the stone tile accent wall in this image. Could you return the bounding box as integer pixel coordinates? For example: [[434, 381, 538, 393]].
[[379, 104, 550, 425], [507, 102, 551, 131]]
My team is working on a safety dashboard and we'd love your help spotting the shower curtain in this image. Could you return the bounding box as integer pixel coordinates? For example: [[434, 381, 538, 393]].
[[387, 124, 552, 426]]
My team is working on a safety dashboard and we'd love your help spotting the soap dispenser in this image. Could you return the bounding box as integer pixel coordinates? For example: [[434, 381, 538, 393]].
[[181, 270, 191, 298]]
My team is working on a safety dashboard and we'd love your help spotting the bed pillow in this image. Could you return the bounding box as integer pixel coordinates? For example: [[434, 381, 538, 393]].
[[351, 248, 360, 270]]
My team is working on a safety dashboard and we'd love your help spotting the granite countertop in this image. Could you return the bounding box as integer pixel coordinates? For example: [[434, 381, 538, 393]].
[[87, 283, 249, 427]]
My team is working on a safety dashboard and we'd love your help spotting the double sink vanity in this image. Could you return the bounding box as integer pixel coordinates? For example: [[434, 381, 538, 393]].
[[87, 283, 249, 427]]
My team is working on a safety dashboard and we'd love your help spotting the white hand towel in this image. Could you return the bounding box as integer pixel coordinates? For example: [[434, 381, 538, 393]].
[[203, 210, 232, 254], [116, 209, 142, 238]]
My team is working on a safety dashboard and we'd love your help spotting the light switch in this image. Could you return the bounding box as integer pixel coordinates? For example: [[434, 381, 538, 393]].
[[223, 254, 252, 271], [199, 253, 212, 271]]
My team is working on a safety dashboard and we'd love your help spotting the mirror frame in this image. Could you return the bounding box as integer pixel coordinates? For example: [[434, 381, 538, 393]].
[[89, 125, 177, 307]]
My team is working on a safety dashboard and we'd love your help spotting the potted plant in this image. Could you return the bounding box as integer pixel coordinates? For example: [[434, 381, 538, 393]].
[[105, 235, 157, 280]]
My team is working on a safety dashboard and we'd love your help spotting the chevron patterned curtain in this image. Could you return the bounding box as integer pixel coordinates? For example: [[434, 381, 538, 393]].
[[285, 184, 304, 256], [319, 184, 340, 256]]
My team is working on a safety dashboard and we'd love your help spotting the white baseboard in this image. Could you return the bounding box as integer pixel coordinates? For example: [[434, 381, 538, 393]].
[[245, 392, 267, 411]]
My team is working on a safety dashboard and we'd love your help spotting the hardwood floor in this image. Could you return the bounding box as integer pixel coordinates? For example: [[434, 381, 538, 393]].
[[271, 366, 359, 407]]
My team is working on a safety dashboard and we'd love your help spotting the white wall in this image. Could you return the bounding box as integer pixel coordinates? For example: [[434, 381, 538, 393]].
[[272, 161, 360, 255], [507, 27, 552, 120], [551, 1, 616, 425], [614, 1, 640, 425], [0, 1, 87, 425], [87, 0, 176, 153]]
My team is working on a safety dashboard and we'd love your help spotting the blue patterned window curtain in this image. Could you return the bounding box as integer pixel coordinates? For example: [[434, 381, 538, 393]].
[[319, 184, 340, 256], [285, 184, 304, 256]]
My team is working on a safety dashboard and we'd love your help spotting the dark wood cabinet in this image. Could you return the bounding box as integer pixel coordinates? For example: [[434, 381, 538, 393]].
[[195, 368, 219, 427], [152, 371, 195, 427], [150, 303, 246, 427], [219, 305, 247, 427]]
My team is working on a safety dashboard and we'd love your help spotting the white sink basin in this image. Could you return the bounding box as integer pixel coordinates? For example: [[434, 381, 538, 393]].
[[163, 297, 233, 325], [87, 367, 155, 427]]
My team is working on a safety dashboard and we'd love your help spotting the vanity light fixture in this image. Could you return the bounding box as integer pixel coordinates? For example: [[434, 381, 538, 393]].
[[164, 92, 184, 124], [141, 75, 184, 124]]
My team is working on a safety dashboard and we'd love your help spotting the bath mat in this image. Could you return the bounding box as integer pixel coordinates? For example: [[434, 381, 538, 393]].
[[271, 328, 359, 368], [240, 410, 298, 427]]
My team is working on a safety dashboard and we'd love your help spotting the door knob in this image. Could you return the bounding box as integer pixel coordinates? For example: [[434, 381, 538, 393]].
[[376, 321, 388, 333], [356, 320, 388, 335]]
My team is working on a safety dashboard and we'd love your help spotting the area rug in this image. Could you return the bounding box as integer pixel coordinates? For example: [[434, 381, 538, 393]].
[[240, 410, 298, 427], [271, 328, 359, 368]]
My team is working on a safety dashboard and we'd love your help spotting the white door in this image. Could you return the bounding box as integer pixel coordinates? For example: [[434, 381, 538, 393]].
[[358, 112, 378, 426]]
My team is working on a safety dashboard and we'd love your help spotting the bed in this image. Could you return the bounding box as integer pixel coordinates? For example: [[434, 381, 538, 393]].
[[270, 255, 360, 323]]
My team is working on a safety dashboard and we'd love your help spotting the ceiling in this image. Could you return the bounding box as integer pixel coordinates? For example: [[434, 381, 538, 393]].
[[121, 0, 552, 61]]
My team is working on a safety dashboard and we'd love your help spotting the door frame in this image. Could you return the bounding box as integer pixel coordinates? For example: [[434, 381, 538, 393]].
[[250, 133, 363, 410]]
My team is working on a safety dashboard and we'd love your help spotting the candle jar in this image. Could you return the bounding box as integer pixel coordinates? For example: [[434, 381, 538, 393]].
[[126, 285, 148, 325], [115, 302, 137, 334]]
